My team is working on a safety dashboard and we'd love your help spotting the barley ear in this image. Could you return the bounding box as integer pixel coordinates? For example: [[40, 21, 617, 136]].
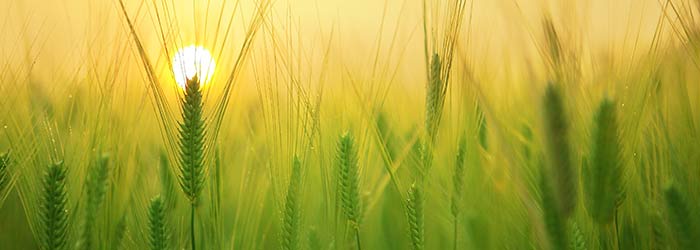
[[148, 195, 169, 250], [663, 184, 697, 250], [281, 156, 302, 250], [451, 135, 467, 217], [539, 170, 567, 250], [336, 132, 362, 225], [542, 83, 576, 217], [336, 132, 362, 250], [584, 99, 622, 224], [40, 161, 69, 250], [0, 152, 9, 194], [177, 76, 207, 250], [178, 75, 207, 205], [425, 53, 443, 141], [111, 214, 127, 250], [80, 154, 110, 250], [569, 221, 587, 250], [406, 183, 424, 250]]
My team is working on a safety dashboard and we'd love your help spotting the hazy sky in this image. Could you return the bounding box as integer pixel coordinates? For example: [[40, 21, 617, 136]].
[[0, 0, 673, 85]]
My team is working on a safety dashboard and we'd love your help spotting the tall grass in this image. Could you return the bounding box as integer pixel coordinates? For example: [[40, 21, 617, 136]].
[[2, 0, 700, 249]]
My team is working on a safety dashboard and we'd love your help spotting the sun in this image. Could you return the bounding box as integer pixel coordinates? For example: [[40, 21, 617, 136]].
[[172, 45, 216, 89]]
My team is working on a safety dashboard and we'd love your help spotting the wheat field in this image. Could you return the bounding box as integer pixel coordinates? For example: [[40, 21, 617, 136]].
[[1, 0, 699, 249]]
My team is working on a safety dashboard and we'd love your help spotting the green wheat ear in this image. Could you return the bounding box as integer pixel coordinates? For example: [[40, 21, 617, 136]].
[[664, 184, 697, 250], [40, 161, 69, 250], [451, 135, 467, 218], [539, 170, 567, 250], [425, 53, 443, 141], [542, 83, 576, 217], [406, 183, 424, 250], [281, 156, 302, 250], [336, 132, 362, 224], [148, 195, 169, 250], [584, 99, 622, 224], [177, 76, 207, 250], [178, 75, 207, 204], [80, 154, 110, 250], [111, 214, 127, 250], [569, 221, 587, 250], [335, 132, 362, 249], [0, 152, 9, 193]]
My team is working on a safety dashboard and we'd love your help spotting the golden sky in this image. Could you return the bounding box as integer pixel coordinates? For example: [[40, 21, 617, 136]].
[[0, 0, 675, 86]]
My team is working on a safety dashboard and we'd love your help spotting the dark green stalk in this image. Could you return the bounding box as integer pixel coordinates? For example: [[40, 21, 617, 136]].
[[190, 206, 195, 250], [584, 99, 622, 224], [451, 136, 467, 250], [40, 161, 69, 250], [336, 132, 362, 250], [406, 183, 424, 250], [281, 156, 302, 250], [542, 84, 576, 217], [177, 76, 207, 250], [148, 195, 169, 250]]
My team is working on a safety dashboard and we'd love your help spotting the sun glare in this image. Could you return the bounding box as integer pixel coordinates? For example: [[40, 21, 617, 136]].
[[172, 45, 216, 89]]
